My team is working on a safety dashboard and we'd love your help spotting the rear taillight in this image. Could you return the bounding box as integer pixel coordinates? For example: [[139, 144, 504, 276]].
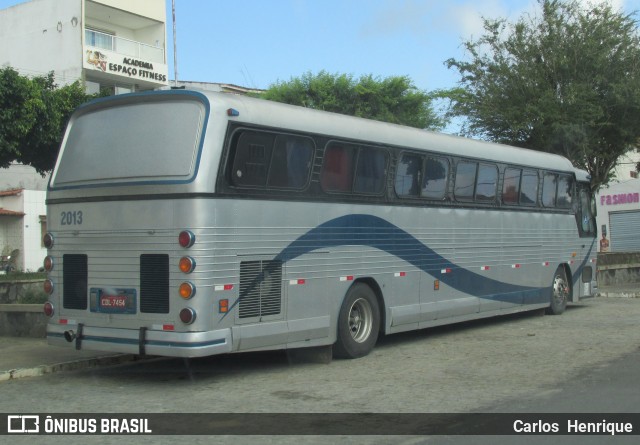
[[179, 307, 196, 324], [43, 256, 54, 272], [178, 230, 195, 248], [43, 302, 54, 317], [44, 279, 54, 295], [43, 232, 54, 249]]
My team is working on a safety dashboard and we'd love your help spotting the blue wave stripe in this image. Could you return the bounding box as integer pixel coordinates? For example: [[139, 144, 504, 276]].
[[274, 214, 539, 299]]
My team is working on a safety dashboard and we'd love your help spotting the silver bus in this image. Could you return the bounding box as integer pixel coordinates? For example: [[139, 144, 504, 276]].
[[43, 89, 597, 359]]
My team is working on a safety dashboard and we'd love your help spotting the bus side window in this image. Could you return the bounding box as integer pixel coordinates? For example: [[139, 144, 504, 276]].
[[422, 156, 448, 199], [231, 131, 275, 187], [321, 143, 356, 192], [503, 167, 521, 204], [454, 161, 477, 200], [542, 173, 557, 207], [475, 163, 498, 201], [557, 174, 573, 208], [395, 153, 422, 197], [520, 169, 538, 206], [354, 147, 388, 194], [268, 135, 314, 190]]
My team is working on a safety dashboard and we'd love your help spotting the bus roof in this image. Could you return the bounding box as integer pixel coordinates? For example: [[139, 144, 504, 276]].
[[199, 89, 583, 176]]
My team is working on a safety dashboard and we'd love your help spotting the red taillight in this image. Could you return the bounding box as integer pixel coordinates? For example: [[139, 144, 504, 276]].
[[179, 256, 196, 274], [43, 302, 54, 317], [43, 256, 54, 272], [179, 282, 196, 299], [179, 307, 196, 324], [43, 232, 54, 249], [44, 279, 54, 295], [178, 230, 195, 248]]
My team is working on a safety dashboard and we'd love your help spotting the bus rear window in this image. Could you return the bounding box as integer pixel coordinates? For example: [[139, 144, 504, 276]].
[[51, 95, 206, 188]]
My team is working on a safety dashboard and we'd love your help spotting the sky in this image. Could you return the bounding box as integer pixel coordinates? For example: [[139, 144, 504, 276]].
[[0, 0, 638, 100]]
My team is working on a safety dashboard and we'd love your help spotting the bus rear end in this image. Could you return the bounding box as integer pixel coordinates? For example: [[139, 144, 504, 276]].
[[43, 90, 231, 357]]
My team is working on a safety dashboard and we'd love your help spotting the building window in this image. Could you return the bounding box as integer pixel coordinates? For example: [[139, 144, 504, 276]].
[[85, 28, 114, 51]]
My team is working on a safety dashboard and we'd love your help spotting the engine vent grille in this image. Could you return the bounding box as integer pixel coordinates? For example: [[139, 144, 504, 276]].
[[63, 254, 88, 310], [239, 260, 282, 319], [140, 254, 169, 314]]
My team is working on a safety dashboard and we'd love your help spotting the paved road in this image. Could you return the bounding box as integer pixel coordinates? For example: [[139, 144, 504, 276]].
[[2, 297, 639, 445]]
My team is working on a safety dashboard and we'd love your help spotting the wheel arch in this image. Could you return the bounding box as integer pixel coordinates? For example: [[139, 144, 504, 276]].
[[558, 262, 573, 299], [353, 277, 386, 334]]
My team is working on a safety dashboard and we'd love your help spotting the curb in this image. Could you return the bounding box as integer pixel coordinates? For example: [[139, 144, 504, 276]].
[[0, 354, 148, 382], [596, 291, 640, 298]]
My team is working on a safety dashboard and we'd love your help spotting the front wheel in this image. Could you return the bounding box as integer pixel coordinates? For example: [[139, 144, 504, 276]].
[[546, 267, 569, 315], [333, 283, 380, 359]]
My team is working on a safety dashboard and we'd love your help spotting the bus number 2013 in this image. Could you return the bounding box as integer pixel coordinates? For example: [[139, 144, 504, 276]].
[[61, 210, 83, 225]]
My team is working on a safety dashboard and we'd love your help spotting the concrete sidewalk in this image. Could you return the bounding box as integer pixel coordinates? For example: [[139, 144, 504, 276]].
[[0, 336, 145, 382], [0, 285, 637, 382]]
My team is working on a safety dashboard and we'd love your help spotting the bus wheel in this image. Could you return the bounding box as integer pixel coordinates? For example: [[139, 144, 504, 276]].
[[333, 283, 380, 359], [546, 267, 569, 315]]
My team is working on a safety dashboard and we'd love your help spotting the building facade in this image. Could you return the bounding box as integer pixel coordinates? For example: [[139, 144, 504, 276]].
[[595, 151, 640, 253], [0, 0, 168, 93]]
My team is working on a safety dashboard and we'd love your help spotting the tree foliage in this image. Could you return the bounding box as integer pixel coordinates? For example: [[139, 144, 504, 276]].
[[0, 67, 96, 174], [261, 71, 445, 131], [445, 0, 640, 189]]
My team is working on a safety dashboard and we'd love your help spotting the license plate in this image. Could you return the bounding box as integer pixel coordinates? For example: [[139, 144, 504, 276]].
[[91, 288, 137, 314]]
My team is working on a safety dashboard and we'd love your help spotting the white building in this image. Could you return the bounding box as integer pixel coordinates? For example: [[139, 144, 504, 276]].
[[0, 0, 168, 93], [595, 150, 640, 253]]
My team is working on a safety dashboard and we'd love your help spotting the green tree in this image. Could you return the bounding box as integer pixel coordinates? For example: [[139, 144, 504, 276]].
[[445, 0, 640, 189], [0, 67, 96, 174], [261, 71, 445, 130]]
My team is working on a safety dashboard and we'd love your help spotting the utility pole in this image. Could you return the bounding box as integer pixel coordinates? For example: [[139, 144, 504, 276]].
[[172, 0, 178, 87]]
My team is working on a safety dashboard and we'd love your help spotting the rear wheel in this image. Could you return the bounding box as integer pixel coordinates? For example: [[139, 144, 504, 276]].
[[333, 283, 380, 359], [546, 267, 569, 315]]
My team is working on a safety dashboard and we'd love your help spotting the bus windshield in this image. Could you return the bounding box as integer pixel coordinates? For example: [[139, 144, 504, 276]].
[[50, 95, 207, 189]]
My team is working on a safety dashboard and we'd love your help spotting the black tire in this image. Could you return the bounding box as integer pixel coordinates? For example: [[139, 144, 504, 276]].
[[546, 267, 569, 315], [333, 283, 380, 359]]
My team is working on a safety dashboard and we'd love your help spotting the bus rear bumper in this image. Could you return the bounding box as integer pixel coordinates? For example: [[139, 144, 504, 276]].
[[47, 323, 233, 358]]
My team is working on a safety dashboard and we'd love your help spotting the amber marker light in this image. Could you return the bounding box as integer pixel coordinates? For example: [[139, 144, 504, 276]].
[[179, 256, 196, 274], [219, 299, 229, 313], [179, 282, 196, 299]]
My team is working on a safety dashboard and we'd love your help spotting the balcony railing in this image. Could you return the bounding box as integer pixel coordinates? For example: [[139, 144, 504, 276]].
[[85, 29, 164, 64]]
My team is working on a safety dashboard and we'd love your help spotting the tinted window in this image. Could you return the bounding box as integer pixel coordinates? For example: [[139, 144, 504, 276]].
[[267, 135, 314, 189], [231, 131, 275, 187], [321, 143, 356, 192], [422, 157, 448, 199], [455, 161, 477, 200], [476, 164, 498, 201], [520, 169, 538, 206], [354, 147, 388, 194], [542, 173, 557, 207], [557, 175, 573, 208], [395, 154, 421, 197], [503, 168, 521, 204]]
